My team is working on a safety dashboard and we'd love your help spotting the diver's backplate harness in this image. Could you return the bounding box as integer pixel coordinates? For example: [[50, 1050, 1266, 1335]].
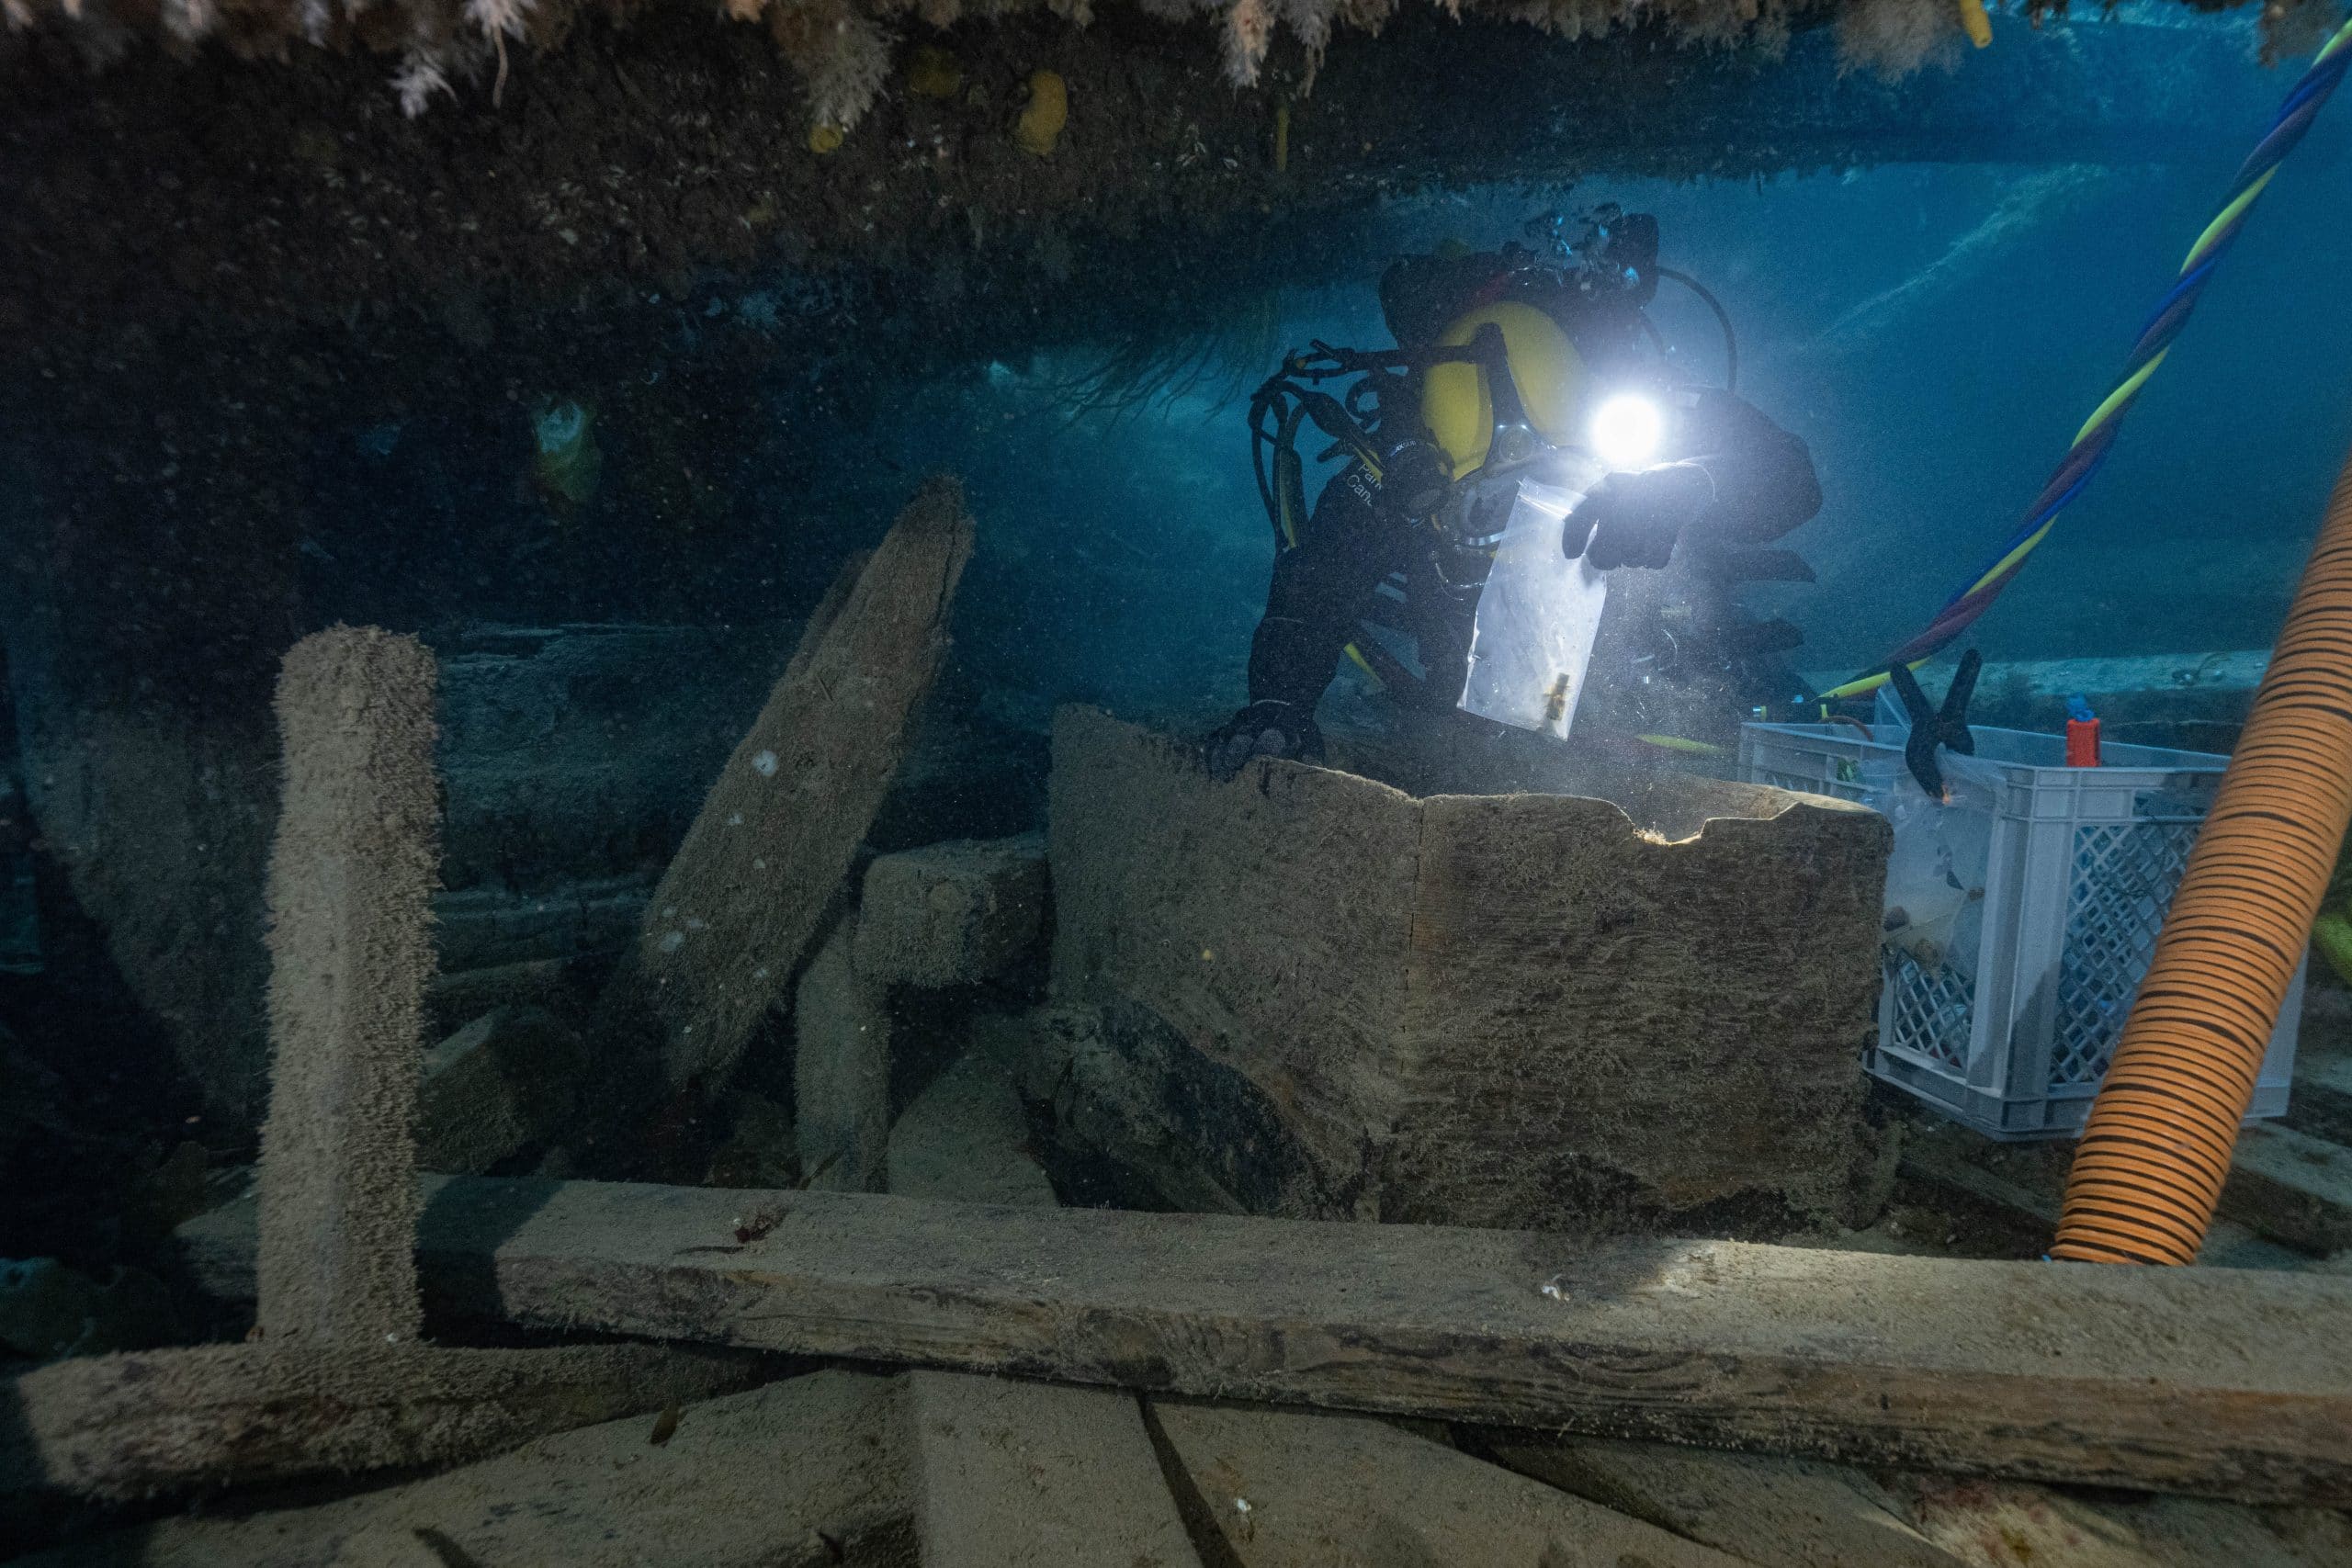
[[1245, 207, 1741, 737], [1247, 326, 1503, 563]]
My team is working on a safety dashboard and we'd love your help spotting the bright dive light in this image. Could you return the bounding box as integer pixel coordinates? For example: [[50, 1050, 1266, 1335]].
[[1589, 393, 1664, 470]]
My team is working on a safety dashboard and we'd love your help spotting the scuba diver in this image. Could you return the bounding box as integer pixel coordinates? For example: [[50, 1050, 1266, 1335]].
[[1204, 207, 1824, 781]]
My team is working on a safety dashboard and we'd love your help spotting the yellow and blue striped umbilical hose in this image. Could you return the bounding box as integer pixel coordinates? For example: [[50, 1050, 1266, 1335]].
[[1819, 17, 2352, 704]]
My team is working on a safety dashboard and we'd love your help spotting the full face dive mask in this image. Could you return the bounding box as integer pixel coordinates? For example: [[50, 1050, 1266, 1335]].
[[1455, 449, 1611, 740]]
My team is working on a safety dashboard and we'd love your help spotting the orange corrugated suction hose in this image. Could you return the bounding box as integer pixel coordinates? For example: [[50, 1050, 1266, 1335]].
[[2053, 446, 2352, 1265]]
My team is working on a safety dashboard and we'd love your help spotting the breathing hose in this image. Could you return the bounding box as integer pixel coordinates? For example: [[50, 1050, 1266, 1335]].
[[2052, 445, 2352, 1265], [1656, 265, 1738, 393]]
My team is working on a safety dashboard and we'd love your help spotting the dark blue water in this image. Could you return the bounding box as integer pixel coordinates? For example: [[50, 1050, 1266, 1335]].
[[860, 11, 2352, 715]]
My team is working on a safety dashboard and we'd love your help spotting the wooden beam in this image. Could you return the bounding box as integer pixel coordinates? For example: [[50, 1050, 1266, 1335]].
[[1888, 1470, 2343, 1568], [1483, 1438, 1964, 1568], [177, 1176, 2352, 1505], [888, 1054, 1201, 1568], [3, 1341, 757, 1501], [1149, 1400, 1741, 1566], [2285, 1047, 2352, 1148], [30, 1370, 909, 1567], [1901, 1122, 2348, 1263], [2223, 1125, 2352, 1257], [795, 919, 893, 1195], [602, 479, 973, 1094], [856, 835, 1048, 989]]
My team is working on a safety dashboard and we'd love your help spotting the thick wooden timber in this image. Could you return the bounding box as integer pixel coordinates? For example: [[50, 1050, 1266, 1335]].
[[176, 1175, 2352, 1505], [2, 1341, 756, 1500]]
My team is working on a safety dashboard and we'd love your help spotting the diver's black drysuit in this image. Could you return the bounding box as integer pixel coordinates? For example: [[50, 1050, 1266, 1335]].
[[1244, 385, 1824, 737]]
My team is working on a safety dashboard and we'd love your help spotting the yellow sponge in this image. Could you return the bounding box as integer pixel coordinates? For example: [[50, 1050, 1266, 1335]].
[[907, 45, 962, 99], [1014, 70, 1066, 157]]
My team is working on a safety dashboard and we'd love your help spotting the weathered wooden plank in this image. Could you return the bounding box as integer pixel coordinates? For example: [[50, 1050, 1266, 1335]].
[[605, 479, 973, 1093], [1149, 1400, 1743, 1566], [908, 1373, 1198, 1568], [1485, 1438, 1964, 1567], [796, 919, 893, 1194], [424, 954, 597, 1036], [6, 629, 752, 1510], [891, 1054, 1201, 1568], [1, 1340, 757, 1501], [1888, 1472, 2349, 1568], [176, 1175, 2352, 1504], [1901, 1121, 2346, 1263], [418, 1005, 582, 1175], [2225, 1125, 2352, 1257], [1395, 787, 1884, 1229], [1045, 706, 1889, 1234], [1046, 706, 1419, 1222], [856, 834, 1048, 989], [888, 1053, 1056, 1210], [17, 1370, 909, 1567], [2284, 1047, 2352, 1148]]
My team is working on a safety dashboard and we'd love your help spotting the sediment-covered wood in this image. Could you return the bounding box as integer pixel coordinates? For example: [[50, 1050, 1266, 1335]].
[[255, 626, 441, 1348], [887, 1053, 1056, 1210], [1047, 710, 1423, 1221], [605, 479, 973, 1092], [855, 834, 1049, 989], [0, 1340, 758, 1501], [17, 1370, 907, 1566], [424, 955, 599, 1035], [990, 1002, 1332, 1218], [1887, 1471, 2351, 1568], [1902, 1120, 2349, 1262], [1149, 1400, 1741, 1566], [1484, 1437, 1964, 1567], [1046, 706, 1891, 1233], [2286, 1045, 2352, 1148], [418, 1005, 585, 1175], [1394, 788, 1886, 1229], [175, 1174, 2352, 1504], [2222, 1125, 2352, 1257], [889, 1054, 1201, 1568], [797, 919, 893, 1194]]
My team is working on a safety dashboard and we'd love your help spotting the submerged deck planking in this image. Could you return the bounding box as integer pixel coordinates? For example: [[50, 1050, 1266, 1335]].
[[178, 1175, 2352, 1505]]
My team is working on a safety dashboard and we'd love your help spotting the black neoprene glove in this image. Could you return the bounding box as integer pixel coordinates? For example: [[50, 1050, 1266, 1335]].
[[1565, 462, 1717, 570], [1204, 700, 1325, 783]]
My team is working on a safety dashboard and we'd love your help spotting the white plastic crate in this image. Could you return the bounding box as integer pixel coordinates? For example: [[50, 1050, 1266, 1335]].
[[1738, 719, 2301, 1140]]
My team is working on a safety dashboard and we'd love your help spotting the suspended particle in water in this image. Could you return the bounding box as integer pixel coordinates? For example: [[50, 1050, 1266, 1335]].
[[660, 931, 685, 954], [752, 750, 779, 777]]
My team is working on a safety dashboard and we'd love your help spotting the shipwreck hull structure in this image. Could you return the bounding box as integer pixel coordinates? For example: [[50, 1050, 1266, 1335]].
[[9, 0, 2352, 1553]]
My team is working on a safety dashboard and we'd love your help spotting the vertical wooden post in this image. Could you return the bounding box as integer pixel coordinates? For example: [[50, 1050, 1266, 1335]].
[[255, 626, 440, 1347], [794, 919, 892, 1193]]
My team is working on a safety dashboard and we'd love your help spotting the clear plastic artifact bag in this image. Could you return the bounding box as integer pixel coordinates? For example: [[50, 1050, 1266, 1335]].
[[1458, 470, 1611, 740], [1866, 738, 1995, 980]]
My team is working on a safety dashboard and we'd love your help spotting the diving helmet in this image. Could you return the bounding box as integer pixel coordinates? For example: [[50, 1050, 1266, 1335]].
[[1419, 300, 1588, 481]]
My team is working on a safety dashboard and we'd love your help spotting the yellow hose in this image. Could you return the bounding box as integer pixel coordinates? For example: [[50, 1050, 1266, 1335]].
[[2052, 444, 2352, 1265]]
